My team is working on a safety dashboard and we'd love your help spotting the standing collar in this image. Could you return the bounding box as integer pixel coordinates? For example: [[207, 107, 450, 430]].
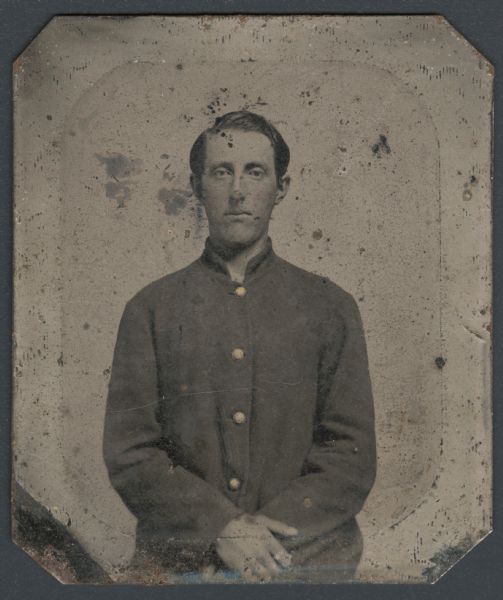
[[200, 237, 276, 282]]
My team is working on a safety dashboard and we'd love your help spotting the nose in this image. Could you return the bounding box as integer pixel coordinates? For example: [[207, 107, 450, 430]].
[[229, 175, 246, 203]]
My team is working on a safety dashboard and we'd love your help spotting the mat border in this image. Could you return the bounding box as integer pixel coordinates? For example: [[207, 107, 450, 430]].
[[1, 1, 501, 598]]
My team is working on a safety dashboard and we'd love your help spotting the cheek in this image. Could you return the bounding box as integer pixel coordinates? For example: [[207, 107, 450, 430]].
[[201, 182, 229, 207], [249, 182, 278, 212]]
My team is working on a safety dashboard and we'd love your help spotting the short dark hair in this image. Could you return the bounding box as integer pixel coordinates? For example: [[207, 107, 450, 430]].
[[189, 110, 290, 183]]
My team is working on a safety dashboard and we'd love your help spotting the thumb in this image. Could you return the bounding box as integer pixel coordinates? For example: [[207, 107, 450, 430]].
[[256, 515, 298, 537]]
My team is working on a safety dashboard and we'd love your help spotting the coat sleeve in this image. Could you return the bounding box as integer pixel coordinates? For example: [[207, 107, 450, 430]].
[[103, 295, 243, 568], [257, 291, 376, 556]]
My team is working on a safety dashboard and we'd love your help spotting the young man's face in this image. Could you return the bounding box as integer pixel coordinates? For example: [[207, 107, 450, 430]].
[[192, 129, 289, 249]]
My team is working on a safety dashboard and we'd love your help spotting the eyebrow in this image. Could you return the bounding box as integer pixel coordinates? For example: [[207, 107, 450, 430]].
[[207, 161, 234, 172], [244, 162, 269, 172], [206, 161, 270, 172]]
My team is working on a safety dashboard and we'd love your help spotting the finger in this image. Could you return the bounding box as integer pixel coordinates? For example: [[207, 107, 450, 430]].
[[267, 537, 292, 568], [258, 551, 280, 576], [256, 515, 298, 537], [252, 560, 272, 583], [201, 564, 216, 581], [242, 565, 258, 583]]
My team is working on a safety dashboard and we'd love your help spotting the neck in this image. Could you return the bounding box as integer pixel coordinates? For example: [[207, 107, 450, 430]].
[[213, 234, 269, 283]]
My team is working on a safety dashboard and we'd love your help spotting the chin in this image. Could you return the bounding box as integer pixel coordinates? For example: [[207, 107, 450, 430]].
[[219, 227, 261, 249], [220, 236, 256, 250]]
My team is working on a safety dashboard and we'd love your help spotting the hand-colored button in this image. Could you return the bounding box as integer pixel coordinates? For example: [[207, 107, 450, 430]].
[[229, 477, 241, 491], [231, 348, 245, 360], [232, 411, 246, 424], [234, 286, 247, 297]]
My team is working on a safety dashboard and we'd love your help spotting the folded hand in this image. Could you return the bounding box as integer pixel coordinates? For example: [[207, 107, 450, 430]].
[[215, 513, 298, 582]]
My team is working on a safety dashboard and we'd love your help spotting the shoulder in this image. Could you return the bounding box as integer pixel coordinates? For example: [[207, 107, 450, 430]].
[[274, 255, 359, 314], [124, 259, 202, 312]]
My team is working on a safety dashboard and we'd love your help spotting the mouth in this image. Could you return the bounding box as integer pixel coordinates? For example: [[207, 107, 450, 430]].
[[224, 211, 252, 216]]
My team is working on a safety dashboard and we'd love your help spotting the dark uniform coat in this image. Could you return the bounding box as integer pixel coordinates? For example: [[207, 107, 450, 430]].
[[103, 238, 376, 582]]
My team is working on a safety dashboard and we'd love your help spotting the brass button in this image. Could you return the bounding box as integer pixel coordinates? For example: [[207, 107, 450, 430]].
[[231, 348, 245, 360], [232, 411, 246, 425], [235, 286, 247, 297], [229, 477, 241, 491]]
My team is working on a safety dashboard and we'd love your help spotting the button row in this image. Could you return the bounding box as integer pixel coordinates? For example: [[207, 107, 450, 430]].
[[228, 477, 241, 491], [232, 410, 246, 424], [231, 347, 245, 361]]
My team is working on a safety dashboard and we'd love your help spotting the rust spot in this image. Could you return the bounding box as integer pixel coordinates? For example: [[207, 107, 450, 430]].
[[13, 55, 23, 73]]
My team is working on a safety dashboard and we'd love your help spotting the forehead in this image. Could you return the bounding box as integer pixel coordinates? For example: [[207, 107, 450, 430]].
[[204, 129, 275, 165]]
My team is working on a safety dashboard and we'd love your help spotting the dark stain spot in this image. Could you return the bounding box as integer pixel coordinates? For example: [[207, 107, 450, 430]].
[[46, 114, 53, 121], [95, 152, 143, 180], [176, 63, 183, 70], [371, 134, 391, 157], [158, 188, 192, 216], [435, 356, 446, 369], [103, 367, 111, 377], [312, 229, 323, 240], [162, 168, 175, 182], [57, 353, 64, 366], [105, 181, 130, 208], [184, 229, 191, 239], [83, 322, 90, 330], [14, 484, 112, 583], [422, 536, 474, 582], [470, 175, 478, 184]]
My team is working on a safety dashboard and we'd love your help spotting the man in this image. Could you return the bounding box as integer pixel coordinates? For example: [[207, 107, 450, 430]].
[[103, 110, 376, 583]]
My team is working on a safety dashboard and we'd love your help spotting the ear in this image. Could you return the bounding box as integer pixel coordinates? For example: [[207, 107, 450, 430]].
[[274, 174, 290, 206], [190, 173, 204, 203]]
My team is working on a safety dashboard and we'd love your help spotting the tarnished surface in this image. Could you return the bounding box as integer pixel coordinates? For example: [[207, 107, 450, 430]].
[[12, 15, 492, 583]]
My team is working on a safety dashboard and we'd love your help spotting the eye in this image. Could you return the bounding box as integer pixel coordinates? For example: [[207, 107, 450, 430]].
[[212, 167, 232, 179], [247, 167, 265, 179]]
